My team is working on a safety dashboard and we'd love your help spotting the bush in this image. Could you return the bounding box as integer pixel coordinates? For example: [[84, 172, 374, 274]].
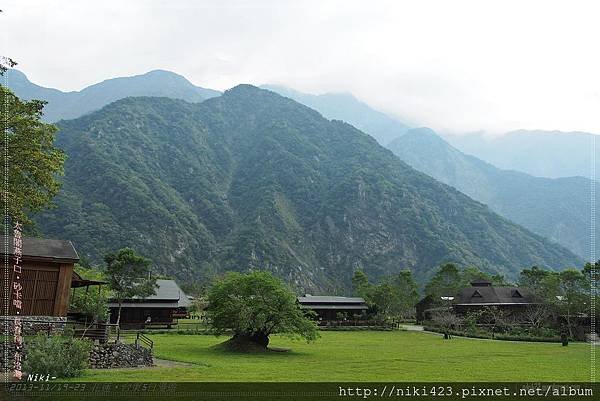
[[423, 325, 562, 343], [23, 334, 92, 378]]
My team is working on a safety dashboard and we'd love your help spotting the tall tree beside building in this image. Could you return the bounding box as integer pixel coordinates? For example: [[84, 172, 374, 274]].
[[104, 248, 157, 327], [425, 263, 463, 302], [351, 270, 372, 299], [0, 60, 65, 227], [555, 268, 588, 337], [393, 269, 419, 320]]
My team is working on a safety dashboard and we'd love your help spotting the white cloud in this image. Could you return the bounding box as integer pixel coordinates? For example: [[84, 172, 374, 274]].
[[2, 0, 600, 134]]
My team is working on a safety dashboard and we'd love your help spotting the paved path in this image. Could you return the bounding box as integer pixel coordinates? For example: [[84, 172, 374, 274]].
[[399, 324, 424, 331]]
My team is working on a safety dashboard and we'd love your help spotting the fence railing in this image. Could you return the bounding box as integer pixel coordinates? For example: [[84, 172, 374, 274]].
[[135, 332, 154, 349], [0, 318, 155, 351], [318, 319, 394, 328]]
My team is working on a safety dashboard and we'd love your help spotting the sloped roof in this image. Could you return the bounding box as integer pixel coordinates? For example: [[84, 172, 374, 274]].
[[455, 285, 535, 305], [0, 236, 79, 263], [298, 295, 368, 310], [470, 278, 493, 286], [108, 279, 191, 308], [297, 295, 366, 304], [71, 271, 107, 288]]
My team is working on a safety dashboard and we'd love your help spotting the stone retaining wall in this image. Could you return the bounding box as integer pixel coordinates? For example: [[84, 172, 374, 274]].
[[0, 316, 67, 336], [0, 340, 153, 370], [89, 342, 153, 369]]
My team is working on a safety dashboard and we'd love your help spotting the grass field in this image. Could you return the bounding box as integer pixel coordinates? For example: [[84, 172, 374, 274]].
[[74, 331, 593, 382]]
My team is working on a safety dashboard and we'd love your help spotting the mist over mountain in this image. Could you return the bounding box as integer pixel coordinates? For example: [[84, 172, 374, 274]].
[[34, 86, 580, 292], [5, 69, 221, 122], [388, 128, 597, 259], [261, 85, 410, 146], [445, 130, 600, 179]]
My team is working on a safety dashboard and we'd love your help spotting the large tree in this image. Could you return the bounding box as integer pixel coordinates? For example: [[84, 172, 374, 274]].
[[555, 268, 588, 337], [351, 270, 372, 299], [206, 271, 318, 350], [424, 263, 463, 303], [104, 248, 157, 327], [0, 59, 65, 226], [393, 269, 419, 320], [519, 266, 555, 298]]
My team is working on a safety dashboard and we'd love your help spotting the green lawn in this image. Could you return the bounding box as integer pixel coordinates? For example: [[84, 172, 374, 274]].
[[74, 331, 593, 382]]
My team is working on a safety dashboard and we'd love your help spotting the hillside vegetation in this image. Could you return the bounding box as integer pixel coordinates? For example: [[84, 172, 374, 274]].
[[36, 86, 581, 291], [388, 128, 597, 258]]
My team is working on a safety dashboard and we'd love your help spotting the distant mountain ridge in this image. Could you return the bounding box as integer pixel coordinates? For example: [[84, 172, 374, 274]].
[[5, 69, 221, 122], [35, 86, 581, 293], [261, 84, 410, 145], [388, 127, 597, 259], [445, 129, 600, 179]]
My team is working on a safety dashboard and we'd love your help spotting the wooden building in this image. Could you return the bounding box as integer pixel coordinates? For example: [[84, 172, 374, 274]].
[[415, 295, 435, 324], [297, 295, 368, 321], [415, 279, 537, 323], [107, 279, 191, 328], [0, 236, 79, 317], [453, 279, 536, 315]]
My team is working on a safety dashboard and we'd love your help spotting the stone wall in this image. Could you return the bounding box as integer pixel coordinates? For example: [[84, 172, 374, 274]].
[[1, 340, 153, 370], [0, 316, 67, 336], [89, 342, 153, 369], [0, 342, 17, 370]]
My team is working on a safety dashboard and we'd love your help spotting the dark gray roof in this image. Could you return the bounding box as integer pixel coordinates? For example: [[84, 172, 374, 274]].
[[109, 279, 191, 308], [107, 301, 179, 309], [470, 278, 492, 286], [297, 295, 367, 304], [455, 286, 535, 305], [0, 236, 79, 263], [299, 304, 368, 310]]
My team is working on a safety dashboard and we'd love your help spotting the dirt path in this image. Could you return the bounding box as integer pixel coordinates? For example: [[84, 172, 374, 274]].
[[152, 358, 196, 368]]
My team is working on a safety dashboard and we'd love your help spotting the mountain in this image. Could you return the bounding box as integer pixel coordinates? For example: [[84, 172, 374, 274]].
[[35, 86, 581, 292], [445, 130, 600, 179], [388, 128, 597, 259], [5, 69, 221, 122], [261, 85, 409, 146]]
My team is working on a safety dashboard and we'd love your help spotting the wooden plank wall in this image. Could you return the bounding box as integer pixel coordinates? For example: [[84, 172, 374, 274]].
[[0, 261, 74, 316]]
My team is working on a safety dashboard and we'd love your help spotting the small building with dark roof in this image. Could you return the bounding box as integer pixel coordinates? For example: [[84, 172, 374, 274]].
[[415, 295, 435, 324], [0, 236, 79, 317], [107, 279, 191, 328], [297, 295, 368, 321]]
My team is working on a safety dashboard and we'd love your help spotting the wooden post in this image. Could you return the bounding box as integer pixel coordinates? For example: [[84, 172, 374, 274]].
[[53, 263, 74, 316]]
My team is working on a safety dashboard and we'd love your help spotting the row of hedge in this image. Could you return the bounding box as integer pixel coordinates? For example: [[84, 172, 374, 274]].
[[422, 326, 563, 343]]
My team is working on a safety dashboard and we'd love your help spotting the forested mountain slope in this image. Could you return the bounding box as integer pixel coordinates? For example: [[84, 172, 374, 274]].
[[36, 87, 581, 291]]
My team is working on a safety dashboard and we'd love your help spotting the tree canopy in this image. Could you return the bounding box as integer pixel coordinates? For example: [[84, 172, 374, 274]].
[[206, 271, 318, 349], [104, 247, 157, 326], [351, 269, 419, 320], [0, 61, 65, 226]]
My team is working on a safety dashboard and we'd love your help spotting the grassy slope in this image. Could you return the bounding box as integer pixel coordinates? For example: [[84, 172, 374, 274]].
[[76, 331, 591, 382]]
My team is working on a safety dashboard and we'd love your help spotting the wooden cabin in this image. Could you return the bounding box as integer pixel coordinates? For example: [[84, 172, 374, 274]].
[[453, 279, 536, 315], [297, 295, 368, 321], [415, 278, 537, 323], [107, 279, 191, 328], [0, 236, 79, 317]]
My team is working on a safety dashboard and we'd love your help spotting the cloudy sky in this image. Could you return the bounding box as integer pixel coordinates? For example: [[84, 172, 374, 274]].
[[2, 0, 599, 135]]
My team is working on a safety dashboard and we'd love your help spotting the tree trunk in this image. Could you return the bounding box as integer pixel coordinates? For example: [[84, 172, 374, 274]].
[[116, 301, 123, 328], [566, 305, 573, 338], [250, 332, 270, 347]]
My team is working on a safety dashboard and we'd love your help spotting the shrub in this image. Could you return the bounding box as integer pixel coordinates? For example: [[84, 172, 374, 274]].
[[23, 334, 92, 378]]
